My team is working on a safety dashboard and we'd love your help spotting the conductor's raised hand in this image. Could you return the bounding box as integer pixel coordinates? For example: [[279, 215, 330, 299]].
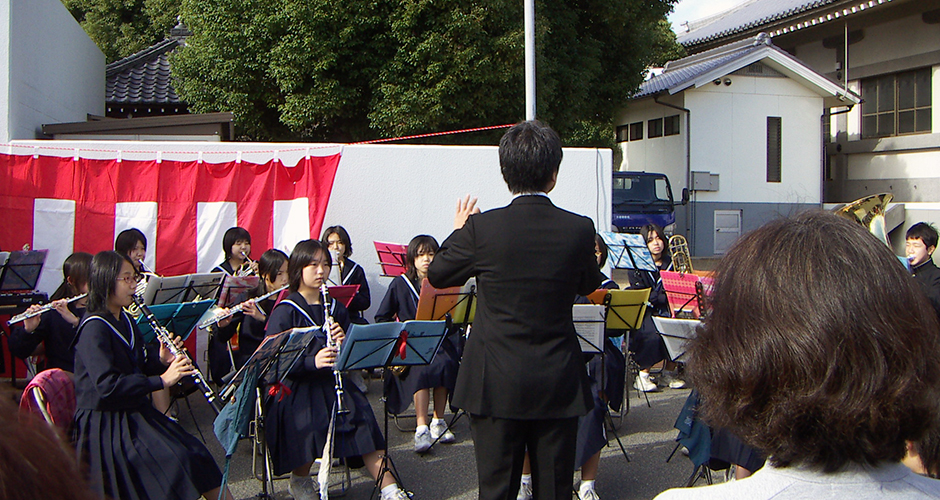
[[160, 355, 195, 388], [454, 194, 480, 230], [315, 345, 339, 369]]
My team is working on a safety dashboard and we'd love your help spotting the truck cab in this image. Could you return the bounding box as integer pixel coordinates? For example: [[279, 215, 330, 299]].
[[611, 171, 684, 233]]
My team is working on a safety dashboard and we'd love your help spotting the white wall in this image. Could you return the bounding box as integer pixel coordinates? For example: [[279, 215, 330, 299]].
[[685, 75, 824, 204], [614, 96, 687, 201], [8, 139, 612, 325], [0, 0, 104, 142]]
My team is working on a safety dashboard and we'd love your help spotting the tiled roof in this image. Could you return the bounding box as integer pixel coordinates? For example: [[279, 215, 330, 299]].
[[634, 35, 770, 99], [106, 38, 183, 105], [677, 0, 879, 48]]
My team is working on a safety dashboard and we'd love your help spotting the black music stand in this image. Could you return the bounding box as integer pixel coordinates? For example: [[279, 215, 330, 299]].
[[342, 319, 449, 499], [141, 272, 228, 306], [0, 250, 48, 386]]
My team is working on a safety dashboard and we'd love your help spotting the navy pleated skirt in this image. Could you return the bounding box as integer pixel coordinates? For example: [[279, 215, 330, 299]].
[[575, 355, 608, 469], [73, 405, 222, 500], [265, 373, 386, 476], [383, 332, 461, 415]]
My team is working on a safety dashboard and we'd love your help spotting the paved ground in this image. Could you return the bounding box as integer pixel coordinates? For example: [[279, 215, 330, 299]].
[[172, 374, 706, 500]]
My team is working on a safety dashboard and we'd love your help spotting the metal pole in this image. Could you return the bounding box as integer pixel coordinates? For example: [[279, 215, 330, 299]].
[[524, 0, 536, 121]]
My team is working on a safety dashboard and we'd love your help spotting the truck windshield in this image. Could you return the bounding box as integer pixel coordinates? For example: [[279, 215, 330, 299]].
[[613, 176, 672, 207]]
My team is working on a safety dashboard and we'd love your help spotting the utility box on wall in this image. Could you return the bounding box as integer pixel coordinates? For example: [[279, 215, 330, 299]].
[[692, 171, 719, 191]]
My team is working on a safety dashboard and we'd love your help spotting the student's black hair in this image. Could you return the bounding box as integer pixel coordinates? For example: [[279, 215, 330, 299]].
[[321, 226, 353, 259], [222, 227, 252, 261], [50, 252, 93, 301], [594, 234, 609, 269], [114, 228, 146, 256], [86, 251, 134, 315], [287, 240, 331, 293], [404, 235, 439, 284], [253, 249, 289, 297], [499, 120, 562, 194], [907, 222, 939, 250]]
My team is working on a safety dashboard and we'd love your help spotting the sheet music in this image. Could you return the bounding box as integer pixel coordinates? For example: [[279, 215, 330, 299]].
[[573, 304, 605, 353], [599, 232, 657, 271]]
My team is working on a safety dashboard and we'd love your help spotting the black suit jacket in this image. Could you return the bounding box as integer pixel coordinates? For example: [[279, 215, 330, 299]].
[[428, 195, 602, 419]]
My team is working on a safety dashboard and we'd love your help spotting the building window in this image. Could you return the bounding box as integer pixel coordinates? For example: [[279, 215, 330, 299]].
[[767, 116, 781, 183], [664, 115, 681, 136], [861, 67, 932, 138], [648, 118, 663, 138], [615, 125, 629, 143], [629, 122, 643, 141]]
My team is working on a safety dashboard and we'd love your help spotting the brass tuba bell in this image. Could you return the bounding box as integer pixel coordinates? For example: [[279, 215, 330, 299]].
[[834, 193, 893, 246]]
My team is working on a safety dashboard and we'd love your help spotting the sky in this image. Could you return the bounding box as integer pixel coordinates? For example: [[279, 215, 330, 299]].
[[668, 0, 748, 33]]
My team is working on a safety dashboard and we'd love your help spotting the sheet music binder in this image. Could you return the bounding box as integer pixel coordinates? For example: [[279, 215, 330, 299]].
[[337, 320, 449, 372], [327, 284, 361, 308], [415, 278, 476, 325], [652, 317, 700, 362], [573, 304, 606, 353], [135, 299, 216, 343], [141, 272, 227, 306]]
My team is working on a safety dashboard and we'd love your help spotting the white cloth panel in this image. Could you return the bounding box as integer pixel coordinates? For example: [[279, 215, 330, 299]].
[[273, 198, 310, 255], [115, 202, 158, 272], [196, 202, 238, 273], [32, 198, 76, 296]]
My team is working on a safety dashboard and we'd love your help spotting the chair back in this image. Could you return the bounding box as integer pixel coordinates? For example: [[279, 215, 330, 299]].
[[19, 368, 75, 434]]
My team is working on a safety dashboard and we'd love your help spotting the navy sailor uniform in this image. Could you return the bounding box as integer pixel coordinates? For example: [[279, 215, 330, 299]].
[[338, 258, 371, 324], [9, 303, 84, 372]]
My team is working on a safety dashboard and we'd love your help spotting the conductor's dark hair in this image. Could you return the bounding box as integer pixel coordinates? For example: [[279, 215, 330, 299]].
[[499, 120, 562, 194], [321, 226, 353, 258], [907, 222, 939, 249], [86, 251, 134, 315], [405, 235, 439, 284], [689, 211, 940, 472], [287, 240, 331, 293], [594, 234, 608, 269], [222, 227, 252, 261], [114, 228, 146, 255], [50, 252, 93, 301], [254, 249, 289, 296]]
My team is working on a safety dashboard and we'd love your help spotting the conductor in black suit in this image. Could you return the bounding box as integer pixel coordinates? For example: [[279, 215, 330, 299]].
[[428, 120, 603, 500]]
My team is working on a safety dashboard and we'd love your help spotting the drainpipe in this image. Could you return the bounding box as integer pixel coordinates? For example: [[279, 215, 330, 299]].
[[822, 104, 855, 206], [654, 94, 692, 251]]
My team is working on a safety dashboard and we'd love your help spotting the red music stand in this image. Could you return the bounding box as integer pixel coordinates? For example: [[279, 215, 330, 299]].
[[374, 241, 408, 277]]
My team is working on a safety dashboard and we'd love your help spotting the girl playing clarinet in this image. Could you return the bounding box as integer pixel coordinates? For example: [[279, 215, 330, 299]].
[[375, 235, 459, 453], [72, 251, 231, 500], [265, 240, 408, 500], [9, 252, 92, 373]]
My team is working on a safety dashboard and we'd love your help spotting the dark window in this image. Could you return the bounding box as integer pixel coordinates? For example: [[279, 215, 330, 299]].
[[629, 122, 643, 141], [648, 118, 663, 138], [861, 67, 932, 138], [767, 117, 781, 183], [615, 125, 629, 143], [664, 115, 681, 136]]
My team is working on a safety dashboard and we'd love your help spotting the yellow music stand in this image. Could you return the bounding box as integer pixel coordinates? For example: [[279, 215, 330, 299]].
[[605, 289, 650, 330]]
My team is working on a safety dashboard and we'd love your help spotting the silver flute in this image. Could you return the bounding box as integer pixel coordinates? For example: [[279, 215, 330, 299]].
[[7, 293, 87, 326], [321, 285, 349, 414], [197, 285, 288, 329], [132, 295, 222, 414]]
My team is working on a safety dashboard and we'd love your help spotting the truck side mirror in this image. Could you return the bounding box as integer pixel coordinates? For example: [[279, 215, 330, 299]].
[[679, 188, 690, 205]]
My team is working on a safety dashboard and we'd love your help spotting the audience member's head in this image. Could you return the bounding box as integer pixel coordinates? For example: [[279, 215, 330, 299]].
[[689, 211, 940, 472], [499, 120, 562, 194]]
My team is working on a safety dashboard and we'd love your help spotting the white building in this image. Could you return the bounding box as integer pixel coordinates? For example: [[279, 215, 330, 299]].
[[616, 34, 859, 255], [674, 0, 940, 253]]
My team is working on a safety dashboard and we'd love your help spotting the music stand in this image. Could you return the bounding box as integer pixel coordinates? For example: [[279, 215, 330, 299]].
[[652, 317, 700, 363], [599, 233, 657, 272], [604, 289, 653, 410], [327, 284, 361, 308], [573, 304, 605, 354], [374, 241, 407, 277], [342, 319, 448, 499], [141, 272, 228, 306], [134, 299, 216, 343], [217, 275, 261, 308], [0, 250, 47, 292]]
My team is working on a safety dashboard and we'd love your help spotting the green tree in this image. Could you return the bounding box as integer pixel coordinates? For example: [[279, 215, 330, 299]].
[[170, 0, 680, 145], [61, 0, 181, 63]]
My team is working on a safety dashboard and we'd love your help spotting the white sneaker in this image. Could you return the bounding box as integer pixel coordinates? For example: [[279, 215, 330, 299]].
[[430, 419, 456, 443], [381, 486, 411, 500], [662, 370, 687, 389], [288, 472, 316, 500], [414, 426, 432, 453], [516, 480, 533, 500], [578, 488, 600, 500], [633, 374, 658, 392]]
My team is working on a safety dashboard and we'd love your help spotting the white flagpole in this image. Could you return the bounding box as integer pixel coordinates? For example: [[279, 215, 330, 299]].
[[524, 0, 536, 121]]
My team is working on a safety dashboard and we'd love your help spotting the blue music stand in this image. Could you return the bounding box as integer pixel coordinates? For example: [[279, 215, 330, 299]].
[[135, 299, 215, 343], [600, 232, 657, 271]]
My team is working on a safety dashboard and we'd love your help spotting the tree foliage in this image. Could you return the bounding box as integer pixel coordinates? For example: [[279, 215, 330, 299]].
[[61, 0, 181, 63], [72, 0, 680, 145]]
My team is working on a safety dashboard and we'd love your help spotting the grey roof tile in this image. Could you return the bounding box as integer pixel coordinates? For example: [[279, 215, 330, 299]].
[[677, 0, 842, 47], [106, 38, 183, 105]]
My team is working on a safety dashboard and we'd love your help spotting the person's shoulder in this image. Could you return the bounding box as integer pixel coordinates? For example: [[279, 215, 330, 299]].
[[901, 470, 940, 497]]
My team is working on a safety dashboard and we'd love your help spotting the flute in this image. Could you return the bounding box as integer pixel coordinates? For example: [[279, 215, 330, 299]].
[[7, 294, 87, 326], [321, 285, 349, 414], [197, 285, 288, 329], [132, 295, 222, 414]]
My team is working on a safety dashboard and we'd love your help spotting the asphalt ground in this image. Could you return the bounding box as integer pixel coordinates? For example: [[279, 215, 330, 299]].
[[173, 373, 706, 500]]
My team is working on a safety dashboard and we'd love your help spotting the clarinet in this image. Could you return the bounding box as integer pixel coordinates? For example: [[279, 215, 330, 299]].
[[132, 295, 222, 414], [321, 285, 349, 414]]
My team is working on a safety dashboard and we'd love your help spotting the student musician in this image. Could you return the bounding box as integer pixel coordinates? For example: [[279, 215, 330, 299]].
[[9, 252, 92, 373], [264, 240, 408, 500], [114, 228, 173, 416], [208, 226, 256, 384], [906, 222, 940, 320], [229, 249, 289, 362], [71, 251, 231, 500], [375, 235, 459, 453], [321, 225, 371, 324], [627, 224, 683, 391]]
